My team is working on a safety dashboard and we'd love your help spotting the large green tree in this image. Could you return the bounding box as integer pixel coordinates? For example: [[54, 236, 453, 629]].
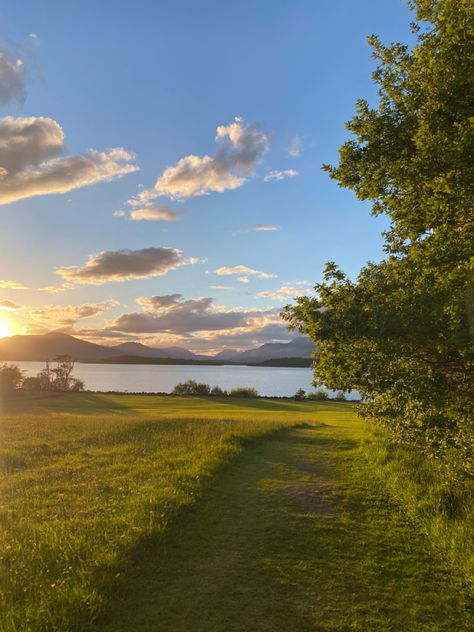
[[283, 0, 473, 477]]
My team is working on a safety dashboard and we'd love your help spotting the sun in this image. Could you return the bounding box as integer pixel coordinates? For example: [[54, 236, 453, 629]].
[[0, 319, 13, 338]]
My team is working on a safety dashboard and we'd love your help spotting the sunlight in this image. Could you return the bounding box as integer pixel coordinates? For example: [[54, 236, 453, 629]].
[[0, 318, 13, 338]]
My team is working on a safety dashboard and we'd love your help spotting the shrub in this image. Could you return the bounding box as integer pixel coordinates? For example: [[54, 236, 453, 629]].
[[229, 387, 259, 398], [333, 391, 347, 402], [211, 385, 228, 397], [294, 388, 307, 400], [307, 390, 329, 401], [172, 380, 211, 396], [0, 363, 23, 394]]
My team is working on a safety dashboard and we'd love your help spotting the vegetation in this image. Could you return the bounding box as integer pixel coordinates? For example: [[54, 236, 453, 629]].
[[283, 0, 474, 478], [1, 394, 471, 631], [0, 364, 23, 394], [171, 380, 259, 398]]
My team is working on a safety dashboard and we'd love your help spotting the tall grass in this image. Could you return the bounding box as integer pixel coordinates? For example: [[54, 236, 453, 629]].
[[362, 425, 473, 591], [0, 396, 304, 632]]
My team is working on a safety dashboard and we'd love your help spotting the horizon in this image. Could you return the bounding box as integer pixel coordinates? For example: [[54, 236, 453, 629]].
[[0, 0, 414, 354]]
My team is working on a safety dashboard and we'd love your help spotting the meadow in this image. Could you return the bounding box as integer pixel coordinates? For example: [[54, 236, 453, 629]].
[[0, 393, 472, 631]]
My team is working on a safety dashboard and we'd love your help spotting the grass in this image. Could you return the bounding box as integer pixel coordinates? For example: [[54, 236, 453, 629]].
[[0, 393, 472, 631]]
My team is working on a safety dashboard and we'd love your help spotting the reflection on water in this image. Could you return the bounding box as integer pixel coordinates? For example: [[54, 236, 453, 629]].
[[12, 361, 358, 399]]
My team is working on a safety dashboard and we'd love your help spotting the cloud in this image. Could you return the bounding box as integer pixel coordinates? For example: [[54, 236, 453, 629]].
[[137, 117, 268, 200], [264, 169, 298, 182], [0, 299, 23, 310], [38, 283, 72, 294], [56, 247, 197, 285], [209, 285, 234, 290], [287, 136, 302, 158], [30, 300, 118, 327], [257, 284, 309, 301], [213, 264, 277, 280], [0, 278, 27, 290], [0, 52, 26, 107], [0, 116, 138, 205], [129, 205, 180, 221], [106, 293, 279, 336], [245, 224, 279, 232]]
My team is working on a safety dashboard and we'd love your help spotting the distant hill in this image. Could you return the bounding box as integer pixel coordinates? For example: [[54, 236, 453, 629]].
[[0, 332, 315, 365], [112, 342, 206, 361], [0, 332, 121, 362]]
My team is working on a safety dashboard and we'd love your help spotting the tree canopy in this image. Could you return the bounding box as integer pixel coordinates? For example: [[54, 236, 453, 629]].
[[283, 0, 473, 478]]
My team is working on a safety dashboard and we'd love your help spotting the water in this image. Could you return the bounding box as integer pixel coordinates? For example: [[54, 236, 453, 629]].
[[13, 361, 358, 399]]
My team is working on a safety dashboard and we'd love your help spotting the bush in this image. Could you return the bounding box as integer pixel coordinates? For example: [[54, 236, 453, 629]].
[[211, 385, 228, 397], [0, 363, 23, 394], [229, 387, 259, 398], [307, 390, 329, 401], [294, 388, 307, 400], [172, 380, 211, 396], [333, 391, 347, 402]]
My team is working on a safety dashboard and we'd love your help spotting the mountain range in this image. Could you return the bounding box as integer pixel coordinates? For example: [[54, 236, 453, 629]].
[[0, 332, 314, 365]]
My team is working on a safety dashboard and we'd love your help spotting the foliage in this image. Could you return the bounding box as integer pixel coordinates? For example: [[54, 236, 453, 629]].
[[293, 388, 307, 400], [210, 385, 228, 396], [172, 380, 211, 396], [333, 391, 347, 402], [229, 387, 259, 398], [0, 364, 23, 394], [283, 0, 474, 478], [307, 390, 329, 401], [21, 357, 85, 393]]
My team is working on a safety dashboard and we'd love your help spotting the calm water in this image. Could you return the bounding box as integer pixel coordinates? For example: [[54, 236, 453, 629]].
[[13, 361, 358, 399]]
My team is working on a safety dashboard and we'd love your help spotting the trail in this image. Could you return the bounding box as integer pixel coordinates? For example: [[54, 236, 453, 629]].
[[96, 423, 472, 631]]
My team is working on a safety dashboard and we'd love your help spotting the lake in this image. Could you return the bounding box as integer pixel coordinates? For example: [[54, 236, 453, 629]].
[[13, 361, 358, 399]]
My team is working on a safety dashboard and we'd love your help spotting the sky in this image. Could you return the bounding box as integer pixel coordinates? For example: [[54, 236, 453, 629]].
[[0, 0, 415, 353]]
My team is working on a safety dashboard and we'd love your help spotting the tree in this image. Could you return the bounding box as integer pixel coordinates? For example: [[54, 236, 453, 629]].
[[0, 363, 23, 394], [283, 0, 473, 478]]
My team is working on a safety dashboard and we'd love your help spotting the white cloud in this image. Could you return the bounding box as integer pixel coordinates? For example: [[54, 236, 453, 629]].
[[56, 247, 197, 285], [0, 52, 26, 107], [242, 224, 279, 232], [264, 169, 298, 182], [257, 284, 310, 301], [129, 205, 179, 221], [213, 264, 277, 280], [287, 136, 302, 158], [0, 116, 138, 205], [209, 285, 234, 290], [137, 117, 268, 200]]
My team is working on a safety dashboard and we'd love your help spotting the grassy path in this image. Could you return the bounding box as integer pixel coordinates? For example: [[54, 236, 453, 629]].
[[96, 421, 472, 631]]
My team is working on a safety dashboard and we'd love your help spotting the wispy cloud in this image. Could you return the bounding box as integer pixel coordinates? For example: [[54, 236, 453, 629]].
[[0, 116, 138, 205], [56, 247, 197, 285], [29, 300, 118, 328], [0, 52, 26, 107], [257, 284, 310, 301], [0, 278, 27, 290], [133, 117, 268, 201], [264, 169, 298, 182], [243, 224, 279, 232], [213, 264, 277, 280], [209, 285, 234, 290], [0, 299, 23, 310], [287, 135, 302, 158]]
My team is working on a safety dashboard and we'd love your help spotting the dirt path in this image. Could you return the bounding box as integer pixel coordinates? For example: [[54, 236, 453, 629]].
[[95, 423, 472, 631]]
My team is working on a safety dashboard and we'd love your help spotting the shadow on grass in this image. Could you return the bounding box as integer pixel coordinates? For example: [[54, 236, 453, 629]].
[[90, 424, 472, 632]]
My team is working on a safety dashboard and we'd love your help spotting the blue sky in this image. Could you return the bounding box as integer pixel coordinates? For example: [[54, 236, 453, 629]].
[[0, 1, 414, 352]]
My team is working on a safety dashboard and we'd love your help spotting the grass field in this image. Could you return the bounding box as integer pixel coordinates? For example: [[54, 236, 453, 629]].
[[0, 393, 472, 631]]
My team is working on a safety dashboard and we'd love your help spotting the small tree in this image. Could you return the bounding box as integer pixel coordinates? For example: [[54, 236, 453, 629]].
[[294, 388, 307, 400], [172, 380, 211, 396], [0, 363, 23, 394], [51, 355, 76, 391]]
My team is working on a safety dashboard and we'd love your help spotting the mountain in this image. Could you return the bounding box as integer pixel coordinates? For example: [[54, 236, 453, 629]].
[[0, 333, 314, 365], [219, 337, 314, 364], [112, 342, 205, 361], [0, 332, 121, 362]]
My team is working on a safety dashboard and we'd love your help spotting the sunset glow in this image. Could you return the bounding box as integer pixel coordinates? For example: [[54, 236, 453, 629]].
[[0, 319, 13, 338]]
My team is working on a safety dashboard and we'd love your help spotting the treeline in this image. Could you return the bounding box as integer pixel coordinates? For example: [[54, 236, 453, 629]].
[[0, 356, 85, 394]]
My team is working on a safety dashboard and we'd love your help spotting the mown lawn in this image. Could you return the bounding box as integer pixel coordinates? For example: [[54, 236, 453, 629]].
[[0, 393, 472, 631]]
